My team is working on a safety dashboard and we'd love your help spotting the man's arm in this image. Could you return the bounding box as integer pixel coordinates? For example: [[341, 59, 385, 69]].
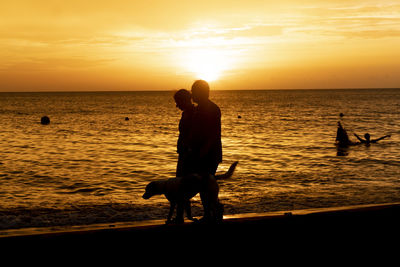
[[353, 133, 365, 143], [372, 135, 391, 143]]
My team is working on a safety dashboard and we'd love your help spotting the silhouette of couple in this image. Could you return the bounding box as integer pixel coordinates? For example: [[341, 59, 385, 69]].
[[174, 80, 223, 221], [174, 80, 222, 177]]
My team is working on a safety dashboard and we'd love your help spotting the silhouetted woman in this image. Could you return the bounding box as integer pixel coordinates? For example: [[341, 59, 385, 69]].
[[174, 89, 195, 177]]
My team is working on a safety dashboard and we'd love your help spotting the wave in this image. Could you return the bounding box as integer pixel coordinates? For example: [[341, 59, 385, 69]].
[[348, 158, 400, 166], [0, 203, 170, 230]]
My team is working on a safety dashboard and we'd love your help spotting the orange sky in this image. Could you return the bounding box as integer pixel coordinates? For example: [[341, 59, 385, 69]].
[[1, 0, 400, 91]]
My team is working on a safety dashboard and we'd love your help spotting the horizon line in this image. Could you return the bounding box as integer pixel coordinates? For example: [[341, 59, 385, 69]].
[[0, 87, 399, 93]]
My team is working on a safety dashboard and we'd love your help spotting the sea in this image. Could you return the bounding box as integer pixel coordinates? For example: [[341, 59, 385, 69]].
[[0, 89, 399, 230]]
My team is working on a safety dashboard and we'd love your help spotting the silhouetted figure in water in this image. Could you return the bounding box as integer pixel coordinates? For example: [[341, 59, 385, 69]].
[[174, 89, 195, 177], [354, 133, 391, 145], [335, 121, 356, 147], [335, 121, 358, 156]]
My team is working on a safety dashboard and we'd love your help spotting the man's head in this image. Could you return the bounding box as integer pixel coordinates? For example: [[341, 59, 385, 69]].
[[364, 133, 371, 141], [191, 80, 210, 104], [174, 89, 192, 111]]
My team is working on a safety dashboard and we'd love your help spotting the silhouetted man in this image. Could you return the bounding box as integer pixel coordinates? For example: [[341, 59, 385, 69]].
[[190, 80, 222, 175], [354, 133, 391, 145], [190, 80, 223, 222]]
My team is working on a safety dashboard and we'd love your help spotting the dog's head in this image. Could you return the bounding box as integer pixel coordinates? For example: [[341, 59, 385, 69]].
[[142, 181, 162, 199]]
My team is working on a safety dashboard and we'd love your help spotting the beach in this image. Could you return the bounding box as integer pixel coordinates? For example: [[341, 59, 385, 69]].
[[2, 203, 400, 249]]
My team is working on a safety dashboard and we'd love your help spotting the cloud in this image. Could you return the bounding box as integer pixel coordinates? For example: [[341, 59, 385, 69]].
[[340, 29, 400, 39], [292, 3, 400, 39], [1, 0, 399, 91], [1, 57, 115, 72]]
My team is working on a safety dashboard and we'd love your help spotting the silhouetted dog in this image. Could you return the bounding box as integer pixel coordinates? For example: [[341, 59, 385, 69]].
[[142, 162, 238, 224]]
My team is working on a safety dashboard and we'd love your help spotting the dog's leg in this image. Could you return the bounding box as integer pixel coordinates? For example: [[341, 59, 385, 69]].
[[166, 201, 176, 224], [184, 200, 198, 222]]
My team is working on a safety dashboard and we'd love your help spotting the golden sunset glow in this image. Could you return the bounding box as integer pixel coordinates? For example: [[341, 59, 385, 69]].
[[179, 48, 236, 81], [186, 49, 224, 81], [1, 0, 400, 91]]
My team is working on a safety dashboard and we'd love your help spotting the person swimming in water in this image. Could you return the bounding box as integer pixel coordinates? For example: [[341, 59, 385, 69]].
[[335, 121, 358, 147], [353, 133, 391, 145], [335, 115, 391, 147]]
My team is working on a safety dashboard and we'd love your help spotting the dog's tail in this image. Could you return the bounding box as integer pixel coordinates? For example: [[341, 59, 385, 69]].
[[215, 161, 238, 180]]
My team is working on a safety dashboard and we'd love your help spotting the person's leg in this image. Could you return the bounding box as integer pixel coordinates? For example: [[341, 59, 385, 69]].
[[199, 161, 220, 222], [208, 162, 219, 176], [176, 155, 184, 177]]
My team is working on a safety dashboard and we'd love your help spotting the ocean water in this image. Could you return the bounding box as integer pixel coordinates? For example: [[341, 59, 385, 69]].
[[0, 89, 399, 229]]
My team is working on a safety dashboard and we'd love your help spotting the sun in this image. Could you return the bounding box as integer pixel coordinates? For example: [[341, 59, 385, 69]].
[[182, 48, 231, 81]]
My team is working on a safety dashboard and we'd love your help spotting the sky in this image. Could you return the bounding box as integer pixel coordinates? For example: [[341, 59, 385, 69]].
[[1, 0, 400, 91]]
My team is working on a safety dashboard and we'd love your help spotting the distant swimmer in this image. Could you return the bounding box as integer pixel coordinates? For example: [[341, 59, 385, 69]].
[[335, 121, 357, 147], [353, 133, 391, 145]]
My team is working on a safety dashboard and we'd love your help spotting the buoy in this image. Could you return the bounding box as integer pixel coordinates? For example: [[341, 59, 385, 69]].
[[238, 115, 242, 119], [41, 116, 50, 125], [125, 117, 129, 121]]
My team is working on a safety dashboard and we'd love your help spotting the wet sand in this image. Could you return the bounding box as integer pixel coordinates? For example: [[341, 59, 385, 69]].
[[2, 203, 400, 251]]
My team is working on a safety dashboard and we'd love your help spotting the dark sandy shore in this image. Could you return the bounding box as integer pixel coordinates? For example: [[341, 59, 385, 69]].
[[2, 203, 400, 253]]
